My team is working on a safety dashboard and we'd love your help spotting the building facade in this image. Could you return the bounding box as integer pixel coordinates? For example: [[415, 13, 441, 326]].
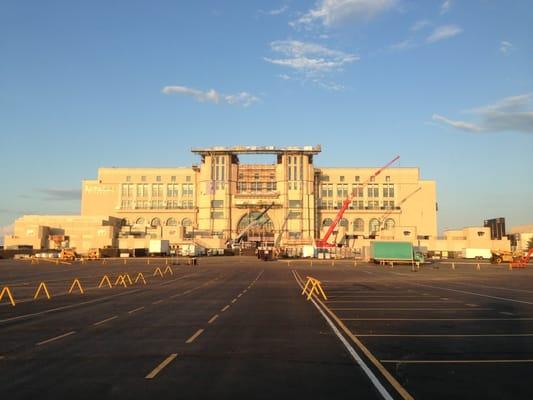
[[79, 146, 437, 249]]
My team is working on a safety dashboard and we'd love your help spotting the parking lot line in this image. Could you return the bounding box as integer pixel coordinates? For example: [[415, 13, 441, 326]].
[[36, 331, 76, 346], [326, 300, 461, 303], [208, 314, 219, 324], [186, 329, 204, 344], [145, 353, 178, 379], [330, 307, 492, 311], [128, 306, 145, 314], [93, 316, 118, 326], [221, 305, 230, 312], [381, 359, 533, 364], [341, 317, 533, 321], [357, 333, 533, 337]]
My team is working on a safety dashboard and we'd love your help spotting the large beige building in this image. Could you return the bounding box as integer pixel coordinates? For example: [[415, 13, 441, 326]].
[[5, 145, 449, 253]]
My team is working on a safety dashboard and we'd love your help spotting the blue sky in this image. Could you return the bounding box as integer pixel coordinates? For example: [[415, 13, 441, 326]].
[[1, 0, 532, 240]]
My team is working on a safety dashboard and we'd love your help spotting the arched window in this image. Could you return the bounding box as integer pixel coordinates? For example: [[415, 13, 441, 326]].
[[166, 217, 177, 226], [339, 218, 349, 228], [151, 217, 161, 227], [135, 217, 145, 225], [181, 218, 192, 227], [121, 218, 129, 227], [322, 218, 333, 227], [384, 218, 395, 230], [369, 218, 380, 233], [237, 212, 274, 235], [353, 218, 364, 232]]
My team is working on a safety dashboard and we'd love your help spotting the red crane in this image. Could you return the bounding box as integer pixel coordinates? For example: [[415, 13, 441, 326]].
[[377, 186, 422, 231], [316, 155, 400, 248]]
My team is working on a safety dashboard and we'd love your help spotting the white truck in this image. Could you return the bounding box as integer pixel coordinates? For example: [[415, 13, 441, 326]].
[[149, 240, 170, 256], [462, 248, 492, 260]]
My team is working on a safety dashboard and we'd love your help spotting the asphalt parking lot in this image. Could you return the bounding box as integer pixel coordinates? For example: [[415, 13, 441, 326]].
[[1, 256, 532, 399]]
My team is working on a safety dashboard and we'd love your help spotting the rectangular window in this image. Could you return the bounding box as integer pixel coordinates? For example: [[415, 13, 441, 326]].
[[126, 176, 131, 182], [288, 200, 302, 208], [367, 184, 379, 198], [340, 176, 345, 182], [383, 184, 394, 198], [186, 176, 191, 182], [171, 176, 176, 182], [141, 176, 146, 182], [288, 211, 301, 219], [337, 184, 348, 198], [351, 184, 363, 197], [385, 176, 390, 182], [288, 232, 302, 239], [320, 175, 330, 182], [211, 200, 224, 208], [355, 176, 360, 182], [156, 176, 161, 182], [367, 200, 379, 209], [211, 211, 224, 219]]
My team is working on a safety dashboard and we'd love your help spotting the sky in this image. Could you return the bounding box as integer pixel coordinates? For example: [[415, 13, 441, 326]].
[[1, 0, 532, 242]]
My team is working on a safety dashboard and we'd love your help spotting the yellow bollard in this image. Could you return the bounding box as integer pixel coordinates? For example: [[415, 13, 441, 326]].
[[34, 282, 51, 300], [98, 275, 113, 288], [509, 263, 512, 271], [124, 258, 127, 265], [147, 258, 150, 265], [68, 278, 84, 294], [354, 260, 357, 267], [476, 263, 481, 271], [0, 286, 16, 306], [452, 262, 455, 270]]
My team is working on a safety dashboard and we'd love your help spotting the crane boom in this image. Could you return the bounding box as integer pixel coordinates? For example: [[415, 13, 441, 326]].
[[227, 203, 275, 248], [378, 186, 422, 228], [316, 155, 400, 248]]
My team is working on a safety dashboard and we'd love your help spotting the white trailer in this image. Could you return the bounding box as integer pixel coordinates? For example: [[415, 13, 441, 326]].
[[462, 248, 492, 260], [149, 240, 170, 256]]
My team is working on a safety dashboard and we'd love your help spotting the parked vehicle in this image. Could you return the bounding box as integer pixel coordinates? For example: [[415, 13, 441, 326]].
[[370, 241, 424, 264], [60, 248, 77, 261], [462, 248, 492, 260]]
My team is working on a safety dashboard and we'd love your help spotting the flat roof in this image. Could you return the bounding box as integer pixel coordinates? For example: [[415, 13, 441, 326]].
[[191, 145, 321, 155]]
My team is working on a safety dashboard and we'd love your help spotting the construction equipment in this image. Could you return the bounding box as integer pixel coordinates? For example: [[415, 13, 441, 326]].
[[491, 249, 515, 264], [60, 248, 77, 261], [510, 248, 533, 268], [316, 155, 400, 248], [88, 248, 100, 260], [226, 203, 275, 249], [378, 187, 422, 231]]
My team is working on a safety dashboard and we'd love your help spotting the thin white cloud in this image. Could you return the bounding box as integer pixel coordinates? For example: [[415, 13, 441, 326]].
[[440, 0, 452, 14], [290, 0, 397, 28], [266, 5, 288, 16], [410, 19, 431, 32], [264, 40, 358, 73], [426, 25, 462, 43], [278, 74, 292, 80], [389, 39, 416, 51], [499, 40, 513, 55], [162, 86, 259, 107], [432, 94, 533, 134]]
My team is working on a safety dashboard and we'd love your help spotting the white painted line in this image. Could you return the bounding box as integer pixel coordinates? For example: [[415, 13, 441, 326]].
[[237, 293, 243, 298], [186, 329, 204, 344], [326, 300, 461, 303], [440, 297, 449, 300], [292, 275, 396, 400], [128, 306, 145, 314], [382, 359, 533, 364], [145, 353, 178, 379], [152, 300, 164, 305], [341, 318, 533, 321], [93, 316, 118, 326], [331, 308, 492, 311], [500, 311, 514, 316], [221, 305, 230, 312], [36, 331, 76, 346], [231, 298, 237, 304], [357, 333, 533, 337], [465, 304, 478, 307], [208, 314, 219, 324]]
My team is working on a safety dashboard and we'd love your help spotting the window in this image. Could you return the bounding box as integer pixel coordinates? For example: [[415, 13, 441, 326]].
[[477, 231, 485, 237], [289, 200, 302, 208], [385, 176, 390, 182], [288, 211, 301, 219], [156, 176, 161, 182], [352, 200, 364, 210], [337, 184, 348, 198], [355, 176, 360, 182], [320, 175, 330, 182], [166, 218, 177, 226], [383, 200, 395, 209], [141, 176, 146, 182], [151, 218, 161, 227], [211, 211, 224, 219], [152, 184, 163, 197], [182, 184, 193, 196], [384, 218, 395, 230], [288, 232, 302, 239], [137, 184, 149, 197], [340, 176, 345, 182], [121, 200, 131, 209], [211, 200, 224, 208], [135, 217, 145, 225], [370, 176, 375, 182], [383, 184, 394, 198], [126, 176, 131, 182], [181, 218, 192, 227], [367, 200, 379, 209], [171, 176, 176, 182], [369, 218, 380, 233], [167, 184, 179, 197], [321, 184, 333, 197], [353, 218, 364, 231], [339, 218, 349, 228], [322, 218, 333, 227], [186, 176, 191, 182], [351, 184, 363, 197], [367, 184, 379, 198]]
